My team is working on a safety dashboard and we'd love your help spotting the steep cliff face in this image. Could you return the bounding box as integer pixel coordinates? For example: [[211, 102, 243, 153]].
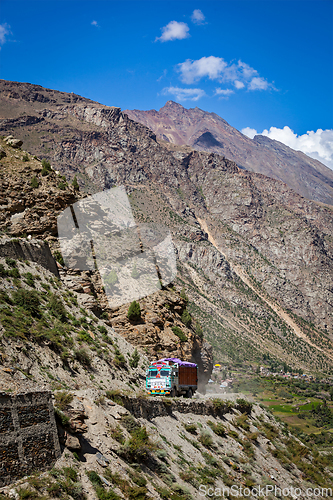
[[125, 101, 333, 206], [1, 81, 333, 374]]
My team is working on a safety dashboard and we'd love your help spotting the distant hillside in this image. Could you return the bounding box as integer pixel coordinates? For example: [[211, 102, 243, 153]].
[[125, 101, 333, 207]]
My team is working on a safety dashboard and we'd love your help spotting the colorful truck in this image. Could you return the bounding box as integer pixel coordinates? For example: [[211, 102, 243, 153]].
[[146, 358, 198, 397]]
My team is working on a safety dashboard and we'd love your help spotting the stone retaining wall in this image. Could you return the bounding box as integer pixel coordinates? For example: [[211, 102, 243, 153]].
[[0, 391, 61, 486], [119, 396, 251, 420]]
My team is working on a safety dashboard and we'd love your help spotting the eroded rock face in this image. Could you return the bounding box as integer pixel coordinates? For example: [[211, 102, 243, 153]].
[[0, 237, 59, 277], [108, 288, 213, 383], [0, 139, 78, 238]]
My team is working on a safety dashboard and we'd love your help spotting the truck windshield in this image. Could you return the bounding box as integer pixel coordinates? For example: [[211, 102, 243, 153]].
[[160, 370, 170, 377], [148, 370, 158, 377]]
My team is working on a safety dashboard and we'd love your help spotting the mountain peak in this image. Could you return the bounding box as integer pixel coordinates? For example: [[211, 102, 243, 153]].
[[159, 100, 185, 112]]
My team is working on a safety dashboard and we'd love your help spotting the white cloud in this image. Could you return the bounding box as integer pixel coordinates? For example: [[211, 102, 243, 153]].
[[214, 88, 234, 99], [248, 76, 270, 90], [178, 56, 227, 84], [234, 80, 245, 89], [177, 56, 273, 92], [156, 21, 190, 42], [191, 9, 205, 25], [241, 125, 333, 170], [91, 20, 99, 27], [241, 127, 257, 139], [0, 23, 11, 46], [162, 86, 205, 101]]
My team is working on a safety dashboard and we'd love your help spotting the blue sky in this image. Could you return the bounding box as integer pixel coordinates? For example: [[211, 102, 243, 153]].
[[1, 0, 333, 168]]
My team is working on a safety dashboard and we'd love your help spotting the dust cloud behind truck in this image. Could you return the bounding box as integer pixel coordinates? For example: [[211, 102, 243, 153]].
[[146, 358, 198, 398]]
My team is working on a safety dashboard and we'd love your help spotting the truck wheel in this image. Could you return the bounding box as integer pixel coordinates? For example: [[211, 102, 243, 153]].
[[170, 388, 176, 397], [186, 388, 193, 399]]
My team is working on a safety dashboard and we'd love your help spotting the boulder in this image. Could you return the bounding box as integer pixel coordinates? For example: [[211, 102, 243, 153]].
[[5, 138, 23, 148], [65, 434, 81, 450]]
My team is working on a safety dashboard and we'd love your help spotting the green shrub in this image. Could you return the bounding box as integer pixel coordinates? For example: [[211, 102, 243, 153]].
[[41, 159, 52, 176], [24, 272, 35, 287], [236, 398, 253, 415], [129, 348, 140, 368], [181, 309, 192, 327], [22, 153, 29, 162], [121, 414, 140, 433], [235, 413, 250, 431], [8, 267, 20, 278], [184, 423, 197, 434], [54, 391, 74, 411], [87, 471, 103, 486], [98, 325, 107, 334], [75, 348, 91, 367], [77, 330, 94, 344], [119, 425, 157, 462], [0, 291, 12, 305], [5, 257, 16, 267], [171, 326, 187, 342], [72, 175, 79, 190], [54, 407, 70, 426], [199, 430, 214, 448], [30, 176, 39, 188], [63, 466, 78, 482], [12, 289, 41, 317], [207, 420, 226, 437], [195, 321, 203, 338], [105, 389, 124, 406], [17, 488, 38, 499], [127, 300, 141, 321], [58, 181, 68, 190], [180, 287, 188, 303], [0, 264, 7, 277], [110, 425, 125, 444], [53, 250, 64, 266], [48, 294, 67, 322], [114, 353, 126, 368]]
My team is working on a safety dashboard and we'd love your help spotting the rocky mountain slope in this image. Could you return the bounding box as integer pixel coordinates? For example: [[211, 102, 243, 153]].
[[0, 81, 333, 376], [125, 101, 333, 207]]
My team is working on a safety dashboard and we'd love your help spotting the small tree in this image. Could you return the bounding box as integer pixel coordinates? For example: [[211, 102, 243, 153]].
[[41, 159, 52, 176], [181, 309, 192, 327], [129, 348, 140, 368], [180, 287, 188, 304], [30, 176, 39, 188], [72, 175, 79, 190], [127, 300, 141, 321], [53, 250, 64, 266], [171, 326, 187, 342], [195, 321, 203, 338]]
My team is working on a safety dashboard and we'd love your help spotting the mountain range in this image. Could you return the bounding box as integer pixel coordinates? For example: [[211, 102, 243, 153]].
[[125, 101, 333, 207], [0, 79, 333, 376]]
